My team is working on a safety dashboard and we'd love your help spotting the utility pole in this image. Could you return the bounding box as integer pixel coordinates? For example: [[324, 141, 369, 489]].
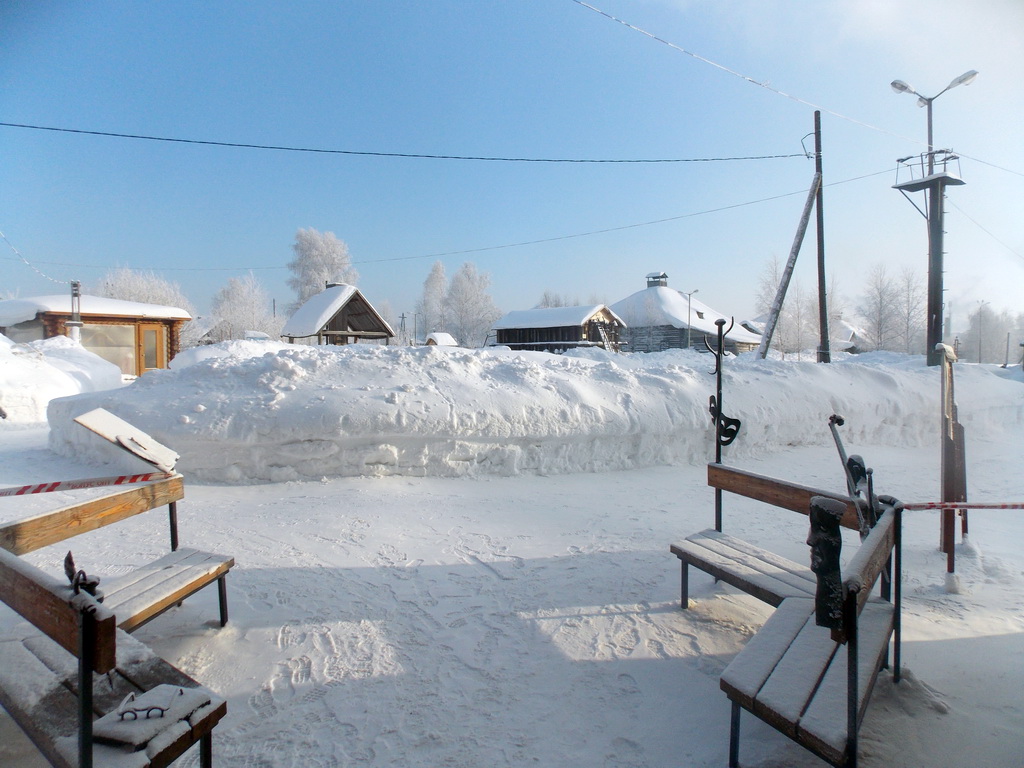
[[814, 111, 831, 363]]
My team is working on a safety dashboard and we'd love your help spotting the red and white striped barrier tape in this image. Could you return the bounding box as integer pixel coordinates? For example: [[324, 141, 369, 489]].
[[0, 472, 175, 498], [904, 501, 1024, 511]]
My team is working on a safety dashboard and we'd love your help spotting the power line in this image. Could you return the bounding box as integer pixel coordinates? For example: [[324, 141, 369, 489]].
[[0, 230, 69, 285], [568, 0, 1024, 179], [4, 168, 890, 275], [0, 122, 803, 164], [948, 200, 1024, 263]]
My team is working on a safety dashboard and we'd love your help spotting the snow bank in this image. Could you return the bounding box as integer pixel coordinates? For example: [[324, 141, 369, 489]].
[[45, 343, 1022, 483], [0, 334, 123, 424]]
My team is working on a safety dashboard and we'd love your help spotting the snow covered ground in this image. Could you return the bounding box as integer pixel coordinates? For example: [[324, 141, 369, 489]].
[[1, 339, 1022, 767]]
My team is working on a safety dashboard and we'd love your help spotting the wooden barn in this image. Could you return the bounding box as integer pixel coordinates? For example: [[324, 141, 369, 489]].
[[0, 292, 191, 377], [491, 305, 625, 353], [281, 283, 394, 346], [609, 272, 761, 354]]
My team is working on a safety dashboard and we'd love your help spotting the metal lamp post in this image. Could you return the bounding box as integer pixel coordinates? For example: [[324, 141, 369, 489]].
[[683, 289, 698, 348], [891, 69, 977, 366], [891, 70, 977, 174]]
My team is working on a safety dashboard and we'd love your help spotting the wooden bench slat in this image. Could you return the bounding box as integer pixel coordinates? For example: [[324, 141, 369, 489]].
[[708, 464, 860, 530], [685, 530, 818, 597], [796, 603, 894, 764], [102, 548, 233, 632], [0, 477, 185, 556], [747, 612, 839, 739], [0, 548, 117, 674], [672, 541, 799, 606], [719, 598, 814, 710]]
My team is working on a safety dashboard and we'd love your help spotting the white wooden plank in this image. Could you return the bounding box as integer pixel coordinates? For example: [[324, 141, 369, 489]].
[[74, 408, 179, 473]]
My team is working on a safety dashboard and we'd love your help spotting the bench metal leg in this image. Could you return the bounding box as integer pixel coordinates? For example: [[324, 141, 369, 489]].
[[680, 561, 689, 609], [729, 701, 741, 768], [218, 576, 229, 627], [201, 733, 213, 768]]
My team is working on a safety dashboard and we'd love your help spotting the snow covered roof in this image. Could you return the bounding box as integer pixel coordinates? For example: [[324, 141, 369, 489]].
[[281, 284, 394, 338], [0, 295, 192, 326], [492, 305, 625, 330], [426, 332, 458, 346], [609, 286, 761, 344]]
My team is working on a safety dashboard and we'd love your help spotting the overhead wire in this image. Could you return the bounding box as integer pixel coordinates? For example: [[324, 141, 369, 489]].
[[947, 200, 1024, 263], [568, 0, 1024, 178], [3, 168, 892, 274], [0, 122, 803, 164], [0, 230, 69, 285]]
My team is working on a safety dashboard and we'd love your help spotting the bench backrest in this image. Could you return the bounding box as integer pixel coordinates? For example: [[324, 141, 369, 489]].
[[709, 463, 860, 531], [0, 547, 117, 674], [0, 475, 184, 556]]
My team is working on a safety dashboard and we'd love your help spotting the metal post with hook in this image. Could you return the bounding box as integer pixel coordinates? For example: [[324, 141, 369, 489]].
[[706, 318, 741, 531]]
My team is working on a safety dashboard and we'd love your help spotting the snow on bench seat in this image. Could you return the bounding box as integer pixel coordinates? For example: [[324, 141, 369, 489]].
[[720, 597, 895, 766], [102, 547, 234, 632], [670, 529, 817, 608]]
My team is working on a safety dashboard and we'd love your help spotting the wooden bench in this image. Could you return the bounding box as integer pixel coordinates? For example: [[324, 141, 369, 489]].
[[0, 475, 233, 633], [719, 499, 902, 767], [0, 545, 227, 768], [670, 464, 862, 608]]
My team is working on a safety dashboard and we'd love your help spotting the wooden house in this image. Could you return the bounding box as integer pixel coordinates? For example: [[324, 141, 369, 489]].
[[281, 283, 394, 346], [609, 273, 761, 354], [0, 293, 191, 377], [491, 305, 625, 353]]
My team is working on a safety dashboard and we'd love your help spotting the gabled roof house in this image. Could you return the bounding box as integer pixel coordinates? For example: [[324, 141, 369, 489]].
[[492, 305, 625, 353], [281, 283, 394, 346]]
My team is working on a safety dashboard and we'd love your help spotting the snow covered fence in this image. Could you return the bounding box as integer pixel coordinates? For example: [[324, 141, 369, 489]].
[[45, 342, 1022, 484]]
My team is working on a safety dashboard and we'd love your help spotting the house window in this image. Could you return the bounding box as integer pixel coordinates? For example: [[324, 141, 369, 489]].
[[2, 320, 45, 343], [81, 324, 136, 375]]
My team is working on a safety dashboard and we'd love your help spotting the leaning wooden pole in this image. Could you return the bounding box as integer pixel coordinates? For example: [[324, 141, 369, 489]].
[[814, 112, 831, 363], [757, 172, 822, 359]]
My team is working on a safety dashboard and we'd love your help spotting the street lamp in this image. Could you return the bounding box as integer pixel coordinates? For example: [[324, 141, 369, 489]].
[[891, 69, 977, 366], [891, 70, 977, 174], [683, 289, 698, 348]]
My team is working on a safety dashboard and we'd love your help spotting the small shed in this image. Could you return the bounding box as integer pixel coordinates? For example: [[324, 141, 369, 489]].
[[491, 305, 625, 353], [610, 274, 761, 354], [281, 283, 394, 346], [425, 332, 458, 347], [0, 294, 191, 376]]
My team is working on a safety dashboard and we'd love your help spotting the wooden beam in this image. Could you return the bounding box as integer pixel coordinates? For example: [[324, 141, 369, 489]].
[[0, 476, 184, 555], [0, 548, 117, 673], [708, 464, 860, 531]]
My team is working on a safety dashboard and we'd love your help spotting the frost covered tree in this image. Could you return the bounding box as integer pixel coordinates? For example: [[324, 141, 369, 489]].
[[892, 267, 926, 355], [536, 290, 578, 309], [445, 262, 501, 348], [415, 261, 447, 340], [209, 273, 282, 342], [94, 267, 196, 313], [286, 228, 358, 314], [858, 264, 899, 351], [93, 268, 201, 346]]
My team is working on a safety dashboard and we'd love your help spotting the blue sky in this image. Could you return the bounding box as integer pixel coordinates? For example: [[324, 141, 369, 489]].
[[3, 1, 1022, 333]]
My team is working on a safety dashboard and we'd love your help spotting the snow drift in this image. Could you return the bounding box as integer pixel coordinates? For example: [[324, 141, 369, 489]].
[[0, 334, 123, 424], [45, 341, 1022, 483]]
